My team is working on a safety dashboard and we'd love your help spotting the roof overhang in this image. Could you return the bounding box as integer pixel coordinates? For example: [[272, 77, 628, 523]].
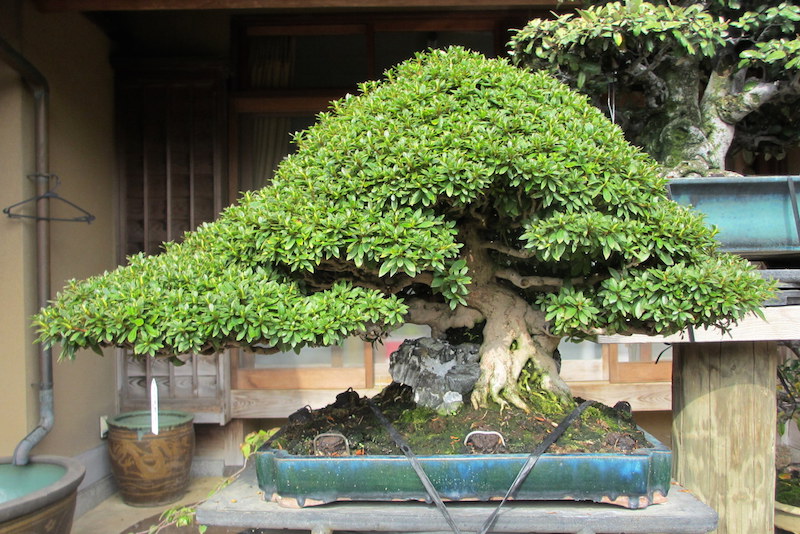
[[37, 0, 571, 11]]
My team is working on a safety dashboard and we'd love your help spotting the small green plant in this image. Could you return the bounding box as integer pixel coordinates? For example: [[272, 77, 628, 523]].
[[129, 429, 276, 534], [398, 406, 440, 430], [776, 474, 800, 507]]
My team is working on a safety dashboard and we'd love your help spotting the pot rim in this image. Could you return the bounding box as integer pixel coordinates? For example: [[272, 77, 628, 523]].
[[776, 500, 800, 514], [0, 455, 85, 523], [107, 410, 193, 431]]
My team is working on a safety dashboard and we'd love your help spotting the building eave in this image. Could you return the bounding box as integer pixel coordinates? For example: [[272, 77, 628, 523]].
[[37, 0, 571, 12]]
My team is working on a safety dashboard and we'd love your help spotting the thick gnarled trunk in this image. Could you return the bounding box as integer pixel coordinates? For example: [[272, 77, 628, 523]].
[[466, 283, 570, 411], [632, 64, 782, 176]]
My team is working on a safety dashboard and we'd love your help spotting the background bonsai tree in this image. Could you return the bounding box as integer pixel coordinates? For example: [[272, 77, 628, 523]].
[[36, 47, 772, 412], [509, 0, 800, 176]]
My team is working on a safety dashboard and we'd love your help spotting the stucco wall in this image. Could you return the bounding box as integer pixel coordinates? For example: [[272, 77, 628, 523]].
[[0, 1, 117, 458]]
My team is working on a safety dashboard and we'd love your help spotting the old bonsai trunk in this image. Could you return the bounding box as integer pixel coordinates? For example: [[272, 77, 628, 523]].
[[405, 226, 571, 411], [465, 283, 569, 411], [456, 228, 570, 411]]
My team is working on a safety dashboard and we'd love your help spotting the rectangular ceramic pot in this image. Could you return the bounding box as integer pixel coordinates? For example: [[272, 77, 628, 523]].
[[668, 176, 800, 258], [255, 430, 671, 510]]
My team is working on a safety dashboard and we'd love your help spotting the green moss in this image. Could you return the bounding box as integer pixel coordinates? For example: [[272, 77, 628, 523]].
[[397, 406, 440, 429], [777, 476, 800, 507], [518, 360, 572, 414], [270, 384, 648, 456]]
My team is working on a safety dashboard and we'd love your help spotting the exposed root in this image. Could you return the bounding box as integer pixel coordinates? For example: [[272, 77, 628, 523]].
[[470, 329, 569, 412]]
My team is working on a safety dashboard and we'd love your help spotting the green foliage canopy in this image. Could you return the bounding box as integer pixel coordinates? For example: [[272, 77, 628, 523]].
[[35, 47, 772, 361]]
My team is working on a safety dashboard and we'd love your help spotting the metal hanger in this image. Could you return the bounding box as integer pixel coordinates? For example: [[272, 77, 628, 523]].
[[3, 174, 95, 223]]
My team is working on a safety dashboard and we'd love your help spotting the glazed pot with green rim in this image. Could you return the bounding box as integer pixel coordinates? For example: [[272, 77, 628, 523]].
[[0, 455, 85, 534], [107, 410, 194, 507]]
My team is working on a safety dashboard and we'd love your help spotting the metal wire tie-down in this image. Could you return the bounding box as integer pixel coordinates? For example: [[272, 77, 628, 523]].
[[464, 430, 506, 448], [366, 398, 464, 534], [476, 399, 595, 534], [787, 176, 800, 242], [367, 398, 595, 534]]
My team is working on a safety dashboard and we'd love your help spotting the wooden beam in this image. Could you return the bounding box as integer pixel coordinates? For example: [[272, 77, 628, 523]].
[[559, 359, 607, 382], [598, 305, 800, 344], [236, 367, 367, 390], [232, 94, 344, 114], [223, 418, 245, 467], [568, 381, 672, 412], [38, 0, 571, 11], [231, 387, 386, 418], [672, 342, 776, 534]]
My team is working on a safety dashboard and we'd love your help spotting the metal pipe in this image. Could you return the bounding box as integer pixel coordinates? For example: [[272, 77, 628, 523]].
[[0, 36, 55, 466]]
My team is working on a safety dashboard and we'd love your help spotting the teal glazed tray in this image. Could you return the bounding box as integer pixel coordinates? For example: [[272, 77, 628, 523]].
[[255, 430, 671, 510], [668, 175, 800, 258]]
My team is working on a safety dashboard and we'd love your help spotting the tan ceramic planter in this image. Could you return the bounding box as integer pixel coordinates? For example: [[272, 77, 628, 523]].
[[107, 410, 194, 507]]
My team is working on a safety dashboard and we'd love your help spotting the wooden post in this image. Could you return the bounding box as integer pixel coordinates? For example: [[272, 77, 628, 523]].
[[672, 342, 776, 534], [223, 418, 245, 469]]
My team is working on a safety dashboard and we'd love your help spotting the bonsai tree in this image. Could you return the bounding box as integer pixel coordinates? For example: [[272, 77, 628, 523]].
[[36, 47, 772, 412], [509, 0, 800, 175]]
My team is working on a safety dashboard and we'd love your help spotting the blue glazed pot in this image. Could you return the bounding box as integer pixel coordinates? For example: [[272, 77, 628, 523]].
[[668, 176, 800, 258], [255, 429, 671, 510]]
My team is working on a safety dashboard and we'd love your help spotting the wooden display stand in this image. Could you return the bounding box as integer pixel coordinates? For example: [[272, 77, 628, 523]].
[[672, 342, 777, 534], [603, 305, 800, 534], [196, 464, 718, 534]]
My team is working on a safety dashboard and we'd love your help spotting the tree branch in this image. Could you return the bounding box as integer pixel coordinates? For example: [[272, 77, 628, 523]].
[[404, 298, 484, 338], [715, 75, 781, 124], [303, 260, 433, 296], [495, 268, 564, 290], [625, 59, 668, 108], [495, 268, 610, 291], [483, 242, 535, 259]]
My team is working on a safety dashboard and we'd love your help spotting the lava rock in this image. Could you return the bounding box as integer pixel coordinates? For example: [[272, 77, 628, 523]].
[[389, 337, 480, 413]]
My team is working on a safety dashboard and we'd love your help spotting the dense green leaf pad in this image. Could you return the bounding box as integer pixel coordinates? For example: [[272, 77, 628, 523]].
[[35, 46, 772, 362], [510, 2, 727, 93]]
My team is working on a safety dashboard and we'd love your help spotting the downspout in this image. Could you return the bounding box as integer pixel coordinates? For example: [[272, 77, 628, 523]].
[[0, 36, 55, 466]]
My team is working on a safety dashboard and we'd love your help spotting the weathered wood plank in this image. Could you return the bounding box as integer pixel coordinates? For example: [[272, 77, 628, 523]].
[[197, 465, 718, 533], [569, 381, 672, 412], [560, 359, 607, 382], [610, 360, 672, 383], [672, 342, 776, 534], [231, 388, 386, 418], [236, 367, 367, 390], [121, 397, 225, 424], [599, 305, 800, 344], [223, 418, 245, 467]]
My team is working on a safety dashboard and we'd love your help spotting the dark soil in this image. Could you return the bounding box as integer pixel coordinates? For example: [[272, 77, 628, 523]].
[[268, 383, 650, 456]]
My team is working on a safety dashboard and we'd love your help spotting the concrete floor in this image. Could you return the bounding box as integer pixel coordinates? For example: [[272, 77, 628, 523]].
[[71, 476, 307, 534], [72, 477, 230, 534]]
